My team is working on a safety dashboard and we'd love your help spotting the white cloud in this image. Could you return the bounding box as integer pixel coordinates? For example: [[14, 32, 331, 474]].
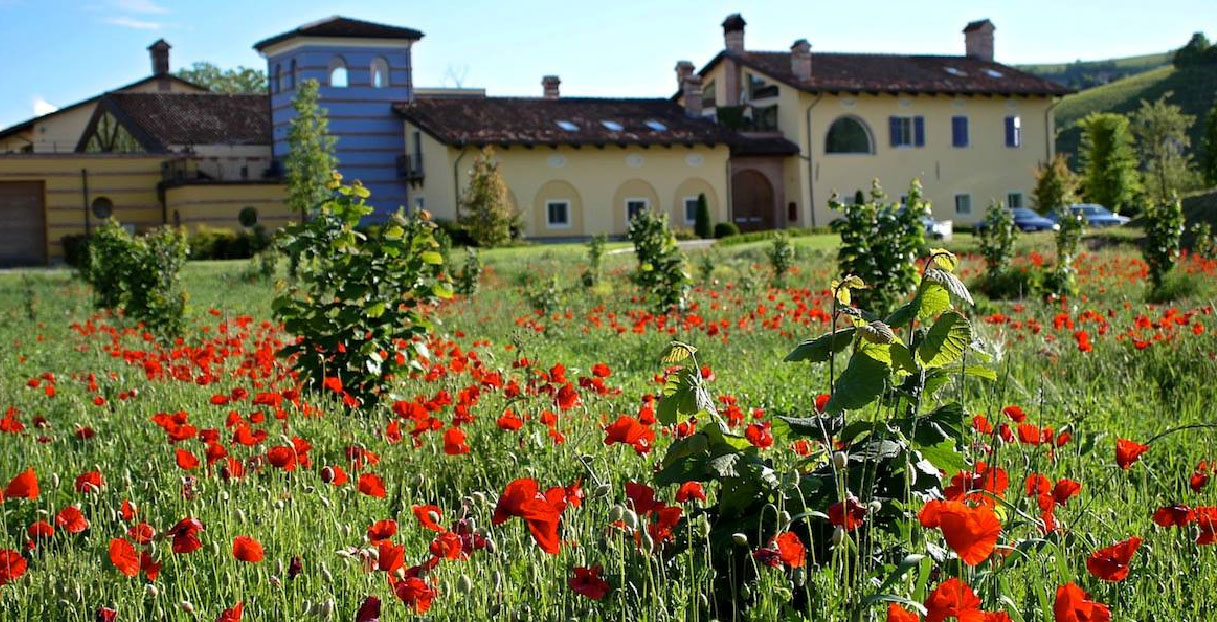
[[115, 0, 168, 14], [32, 96, 58, 117], [105, 16, 161, 29]]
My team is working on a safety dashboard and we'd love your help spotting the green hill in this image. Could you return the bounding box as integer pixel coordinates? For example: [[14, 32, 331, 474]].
[[1017, 52, 1172, 90], [1053, 64, 1217, 165]]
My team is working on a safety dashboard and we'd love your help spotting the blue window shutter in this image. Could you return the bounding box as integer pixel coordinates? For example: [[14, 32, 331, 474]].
[[889, 117, 900, 147], [1005, 116, 1015, 147], [914, 116, 925, 147], [952, 116, 968, 147]]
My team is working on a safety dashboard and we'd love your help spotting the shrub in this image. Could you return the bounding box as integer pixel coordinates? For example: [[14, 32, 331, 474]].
[[82, 220, 188, 336], [580, 234, 606, 288], [1078, 112, 1141, 214], [974, 267, 1041, 300], [628, 209, 689, 311], [831, 178, 928, 314], [1146, 269, 1200, 303], [459, 147, 519, 248], [1142, 197, 1185, 292], [1188, 222, 1216, 259], [694, 193, 713, 239], [453, 247, 483, 296], [434, 219, 475, 247], [714, 222, 740, 239], [977, 200, 1018, 279], [274, 175, 450, 408], [1048, 206, 1086, 298], [767, 231, 794, 286], [61, 234, 91, 269], [525, 275, 563, 314], [187, 225, 268, 260]]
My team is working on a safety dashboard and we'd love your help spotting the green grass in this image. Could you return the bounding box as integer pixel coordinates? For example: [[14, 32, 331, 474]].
[[1, 238, 1217, 621], [1054, 64, 1217, 164], [1018, 51, 1172, 90]]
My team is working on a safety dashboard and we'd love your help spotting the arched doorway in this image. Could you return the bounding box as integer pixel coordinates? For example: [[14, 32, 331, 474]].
[[731, 170, 775, 231]]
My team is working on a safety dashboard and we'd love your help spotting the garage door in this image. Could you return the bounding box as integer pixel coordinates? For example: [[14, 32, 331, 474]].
[[0, 181, 47, 267]]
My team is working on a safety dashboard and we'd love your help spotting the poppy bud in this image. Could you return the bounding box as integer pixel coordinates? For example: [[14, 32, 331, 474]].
[[428, 510, 441, 525], [321, 564, 333, 584], [319, 599, 335, 620], [778, 511, 791, 530], [269, 575, 282, 588], [457, 574, 473, 594], [414, 473, 426, 487], [869, 500, 882, 513], [180, 601, 194, 614], [623, 509, 639, 531], [833, 452, 848, 469], [731, 533, 749, 547], [782, 469, 800, 488], [608, 504, 625, 524], [51, 473, 60, 488], [320, 467, 335, 484], [485, 537, 497, 554], [320, 496, 332, 509], [793, 568, 807, 586], [236, 509, 246, 524], [472, 491, 487, 505], [493, 570, 503, 589], [145, 583, 159, 598], [288, 555, 303, 579], [831, 526, 844, 545], [593, 484, 612, 498]]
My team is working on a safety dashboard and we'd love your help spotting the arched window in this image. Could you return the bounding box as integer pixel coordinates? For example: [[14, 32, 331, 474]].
[[825, 116, 874, 154], [328, 57, 348, 88], [370, 57, 389, 88], [272, 64, 281, 94], [287, 59, 296, 90]]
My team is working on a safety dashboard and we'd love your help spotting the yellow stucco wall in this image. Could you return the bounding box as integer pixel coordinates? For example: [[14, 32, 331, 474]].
[[165, 182, 290, 231], [405, 121, 731, 238]]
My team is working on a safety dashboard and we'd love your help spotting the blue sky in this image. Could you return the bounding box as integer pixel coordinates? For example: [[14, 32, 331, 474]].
[[0, 0, 1213, 129]]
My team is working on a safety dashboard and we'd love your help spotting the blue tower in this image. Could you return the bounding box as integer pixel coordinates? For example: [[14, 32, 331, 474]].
[[255, 16, 423, 216]]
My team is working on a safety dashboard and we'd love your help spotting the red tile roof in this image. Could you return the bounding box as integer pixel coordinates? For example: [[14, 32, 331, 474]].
[[395, 96, 798, 155], [254, 16, 424, 51], [701, 50, 1071, 96], [88, 93, 270, 152]]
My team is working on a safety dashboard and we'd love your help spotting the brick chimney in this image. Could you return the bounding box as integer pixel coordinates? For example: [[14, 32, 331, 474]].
[[963, 20, 995, 62], [542, 75, 561, 99], [723, 14, 746, 53], [791, 39, 812, 82], [675, 61, 694, 91], [681, 75, 703, 118], [148, 39, 171, 91]]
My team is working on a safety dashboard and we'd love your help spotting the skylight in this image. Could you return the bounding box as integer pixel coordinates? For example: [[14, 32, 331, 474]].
[[556, 120, 578, 131], [985, 69, 1003, 78], [601, 120, 624, 131], [944, 66, 966, 76], [644, 119, 666, 131]]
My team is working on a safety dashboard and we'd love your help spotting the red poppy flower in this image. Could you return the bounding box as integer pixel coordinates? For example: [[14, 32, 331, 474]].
[[555, 382, 580, 410], [1191, 471, 1210, 492], [175, 448, 200, 471], [355, 596, 381, 622], [592, 362, 612, 378], [925, 577, 982, 622], [74, 471, 104, 494], [366, 519, 397, 544], [97, 607, 117, 622], [1053, 583, 1110, 622], [496, 409, 524, 431], [358, 473, 387, 498], [216, 601, 244, 622], [1086, 536, 1141, 582], [1153, 505, 1193, 528], [944, 463, 1008, 507], [773, 531, 806, 568], [55, 505, 89, 534], [390, 576, 436, 614], [887, 603, 921, 622], [412, 505, 446, 533], [828, 497, 866, 531], [379, 541, 405, 573], [492, 478, 563, 554], [569, 564, 612, 600], [27, 520, 53, 540], [1195, 507, 1217, 545], [109, 538, 139, 577], [4, 468, 39, 500], [321, 465, 349, 486], [0, 549, 28, 586], [443, 427, 470, 455], [919, 500, 1001, 566], [127, 522, 155, 545], [1051, 479, 1082, 506], [603, 416, 655, 456], [166, 517, 205, 554], [1115, 439, 1148, 469], [266, 446, 297, 471], [429, 532, 465, 560], [675, 481, 707, 504], [745, 422, 774, 449], [232, 536, 264, 563]]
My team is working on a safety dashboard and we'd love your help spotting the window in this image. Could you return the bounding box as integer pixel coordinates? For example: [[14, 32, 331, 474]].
[[328, 57, 348, 88], [91, 197, 113, 219], [748, 74, 778, 99], [752, 105, 778, 131], [1007, 193, 1023, 209], [683, 196, 700, 224], [985, 69, 1004, 78], [645, 119, 666, 131], [825, 116, 873, 154], [556, 120, 578, 131], [370, 57, 389, 88], [413, 196, 425, 212], [238, 206, 259, 227], [944, 66, 967, 76], [626, 198, 649, 221], [601, 120, 624, 131], [272, 64, 281, 94], [546, 200, 570, 228], [702, 80, 717, 108], [954, 194, 972, 215], [889, 116, 925, 148], [951, 116, 969, 148], [1005, 116, 1021, 148], [288, 60, 296, 90]]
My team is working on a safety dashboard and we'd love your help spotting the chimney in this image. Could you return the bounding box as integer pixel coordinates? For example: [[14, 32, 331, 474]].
[[148, 39, 171, 75], [542, 75, 561, 99], [681, 75, 703, 118], [963, 19, 995, 62], [722, 14, 746, 53], [675, 61, 695, 91], [791, 39, 812, 82]]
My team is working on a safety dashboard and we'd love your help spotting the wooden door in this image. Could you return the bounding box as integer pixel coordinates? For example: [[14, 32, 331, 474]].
[[730, 170, 774, 231], [0, 181, 47, 266]]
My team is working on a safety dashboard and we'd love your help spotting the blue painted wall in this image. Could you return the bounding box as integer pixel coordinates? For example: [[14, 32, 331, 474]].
[[266, 44, 412, 217]]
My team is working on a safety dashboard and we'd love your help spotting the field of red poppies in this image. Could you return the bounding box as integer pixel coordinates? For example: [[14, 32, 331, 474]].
[[0, 235, 1216, 621]]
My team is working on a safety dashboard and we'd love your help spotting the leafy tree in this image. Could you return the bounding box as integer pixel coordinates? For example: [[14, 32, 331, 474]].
[[83, 221, 188, 337], [459, 147, 518, 248], [581, 234, 607, 288], [1032, 155, 1077, 215], [830, 179, 928, 314], [285, 79, 337, 220], [453, 248, 482, 296], [1173, 32, 1213, 67], [176, 62, 267, 93], [1200, 100, 1217, 185], [693, 194, 713, 239], [1078, 113, 1141, 213], [1142, 197, 1185, 292], [1131, 94, 1198, 204], [978, 201, 1018, 277], [767, 231, 794, 287], [628, 210, 689, 311]]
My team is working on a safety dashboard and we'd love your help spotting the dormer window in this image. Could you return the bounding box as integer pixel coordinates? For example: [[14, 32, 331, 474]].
[[328, 57, 348, 88], [644, 120, 666, 131], [601, 120, 624, 131], [944, 66, 966, 76], [556, 120, 578, 131], [985, 69, 1004, 78], [370, 57, 389, 88]]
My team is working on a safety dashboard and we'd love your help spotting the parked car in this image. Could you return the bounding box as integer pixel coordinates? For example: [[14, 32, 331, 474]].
[[976, 207, 1058, 232], [1051, 203, 1130, 227], [922, 216, 953, 241]]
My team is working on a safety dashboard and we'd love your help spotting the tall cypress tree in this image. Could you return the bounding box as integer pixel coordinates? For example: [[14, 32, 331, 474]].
[[285, 79, 338, 220], [1078, 113, 1141, 213], [1200, 100, 1217, 186]]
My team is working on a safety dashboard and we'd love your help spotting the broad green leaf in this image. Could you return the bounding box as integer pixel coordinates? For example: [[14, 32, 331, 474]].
[[923, 268, 973, 307], [784, 327, 856, 362], [824, 351, 890, 414], [420, 251, 444, 265], [889, 343, 919, 375], [432, 282, 454, 299], [660, 341, 697, 363], [382, 224, 405, 240], [917, 311, 972, 368], [915, 442, 967, 479], [365, 302, 386, 318], [929, 248, 957, 272]]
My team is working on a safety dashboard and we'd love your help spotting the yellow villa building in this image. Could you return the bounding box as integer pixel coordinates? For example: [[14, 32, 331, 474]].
[[0, 14, 1068, 265]]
